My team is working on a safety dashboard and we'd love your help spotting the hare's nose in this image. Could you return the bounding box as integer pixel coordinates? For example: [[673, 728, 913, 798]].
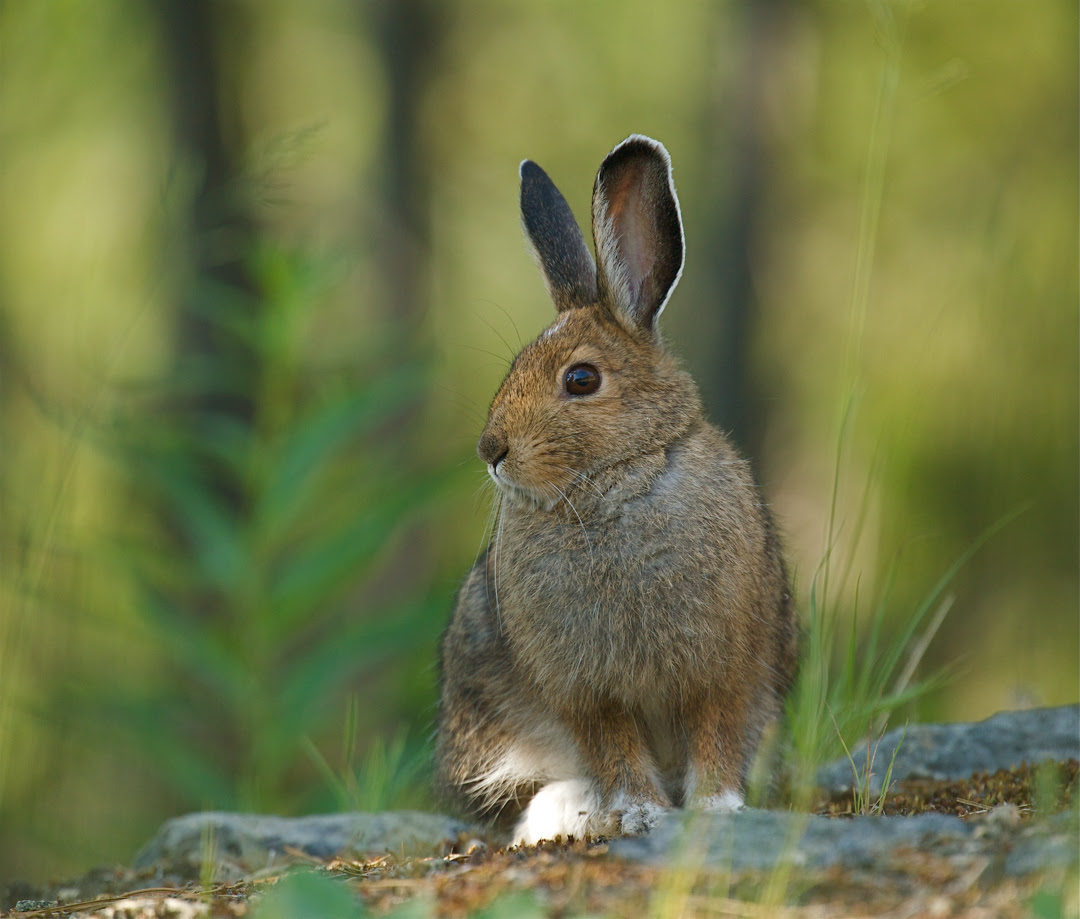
[[477, 429, 509, 469]]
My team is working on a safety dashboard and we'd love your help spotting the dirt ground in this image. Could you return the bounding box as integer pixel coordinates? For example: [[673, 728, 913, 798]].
[[5, 761, 1077, 919]]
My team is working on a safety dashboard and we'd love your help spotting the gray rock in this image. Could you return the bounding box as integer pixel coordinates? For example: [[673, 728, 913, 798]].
[[610, 805, 1079, 878], [1004, 811, 1080, 877], [817, 704, 1080, 796], [132, 706, 1078, 886], [612, 706, 1080, 881], [133, 811, 476, 879], [610, 808, 976, 872]]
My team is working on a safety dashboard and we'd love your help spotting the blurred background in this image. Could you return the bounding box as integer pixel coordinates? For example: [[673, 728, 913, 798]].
[[0, 0, 1075, 887]]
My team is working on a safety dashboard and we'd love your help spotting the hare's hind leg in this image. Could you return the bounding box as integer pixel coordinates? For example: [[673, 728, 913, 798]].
[[436, 655, 574, 825], [681, 683, 767, 811], [437, 670, 593, 838], [438, 559, 597, 836], [465, 716, 600, 845]]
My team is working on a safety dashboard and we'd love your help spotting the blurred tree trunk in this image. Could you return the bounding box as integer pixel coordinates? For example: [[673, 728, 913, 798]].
[[367, 0, 446, 324], [695, 0, 793, 458], [355, 0, 449, 611], [152, 0, 260, 797], [156, 0, 259, 481]]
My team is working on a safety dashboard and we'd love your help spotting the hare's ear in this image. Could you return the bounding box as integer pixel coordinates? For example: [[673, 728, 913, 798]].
[[520, 160, 598, 312], [591, 135, 685, 333]]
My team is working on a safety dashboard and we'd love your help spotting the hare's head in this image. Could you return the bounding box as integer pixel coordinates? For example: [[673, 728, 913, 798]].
[[478, 136, 704, 509]]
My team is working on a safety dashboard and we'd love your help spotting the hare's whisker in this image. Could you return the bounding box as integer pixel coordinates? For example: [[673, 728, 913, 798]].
[[485, 490, 505, 636], [550, 482, 592, 553], [557, 465, 606, 499]]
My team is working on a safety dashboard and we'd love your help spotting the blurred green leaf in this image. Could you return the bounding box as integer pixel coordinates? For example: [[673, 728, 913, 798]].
[[73, 224, 455, 819], [252, 870, 363, 919], [191, 413, 257, 471], [274, 598, 442, 748], [265, 474, 448, 642], [127, 456, 247, 591], [137, 588, 253, 702], [257, 364, 428, 536], [471, 892, 546, 919], [87, 693, 236, 806], [185, 277, 264, 347]]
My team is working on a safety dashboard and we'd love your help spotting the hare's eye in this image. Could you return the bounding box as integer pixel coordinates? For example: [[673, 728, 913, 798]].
[[564, 363, 601, 396]]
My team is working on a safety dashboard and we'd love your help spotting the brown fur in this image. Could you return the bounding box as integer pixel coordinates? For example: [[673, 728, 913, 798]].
[[435, 135, 798, 841]]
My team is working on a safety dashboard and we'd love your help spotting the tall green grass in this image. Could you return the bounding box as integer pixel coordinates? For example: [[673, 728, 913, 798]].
[[780, 0, 940, 803], [772, 0, 1030, 807]]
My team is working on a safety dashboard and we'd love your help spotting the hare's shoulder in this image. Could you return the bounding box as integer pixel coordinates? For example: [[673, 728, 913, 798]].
[[445, 550, 500, 644], [641, 425, 759, 516]]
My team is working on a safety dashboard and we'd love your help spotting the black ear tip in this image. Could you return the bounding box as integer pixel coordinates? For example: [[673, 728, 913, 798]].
[[519, 159, 544, 183]]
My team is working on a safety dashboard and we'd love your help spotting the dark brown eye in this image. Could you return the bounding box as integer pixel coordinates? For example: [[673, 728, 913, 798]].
[[564, 363, 601, 396]]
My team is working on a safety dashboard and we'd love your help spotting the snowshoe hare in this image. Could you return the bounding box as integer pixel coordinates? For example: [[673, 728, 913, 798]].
[[435, 135, 798, 845]]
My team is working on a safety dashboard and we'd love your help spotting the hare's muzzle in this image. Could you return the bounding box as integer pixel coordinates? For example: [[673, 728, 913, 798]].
[[477, 427, 509, 477]]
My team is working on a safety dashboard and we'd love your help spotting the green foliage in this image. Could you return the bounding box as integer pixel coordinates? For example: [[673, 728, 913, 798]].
[[1033, 761, 1073, 819], [774, 1, 1037, 798], [784, 471, 1024, 799], [253, 870, 362, 919], [199, 820, 218, 892], [832, 717, 907, 816], [83, 241, 451, 813], [1027, 888, 1069, 919], [251, 873, 548, 919], [306, 711, 432, 813]]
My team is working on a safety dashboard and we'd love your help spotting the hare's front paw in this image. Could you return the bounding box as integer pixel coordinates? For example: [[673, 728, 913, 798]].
[[612, 793, 668, 836], [514, 779, 600, 845]]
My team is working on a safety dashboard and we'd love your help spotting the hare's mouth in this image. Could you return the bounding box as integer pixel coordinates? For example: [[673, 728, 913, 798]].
[[487, 462, 558, 511]]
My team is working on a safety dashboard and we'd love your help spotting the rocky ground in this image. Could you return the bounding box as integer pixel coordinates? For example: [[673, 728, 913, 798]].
[[5, 705, 1078, 919]]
